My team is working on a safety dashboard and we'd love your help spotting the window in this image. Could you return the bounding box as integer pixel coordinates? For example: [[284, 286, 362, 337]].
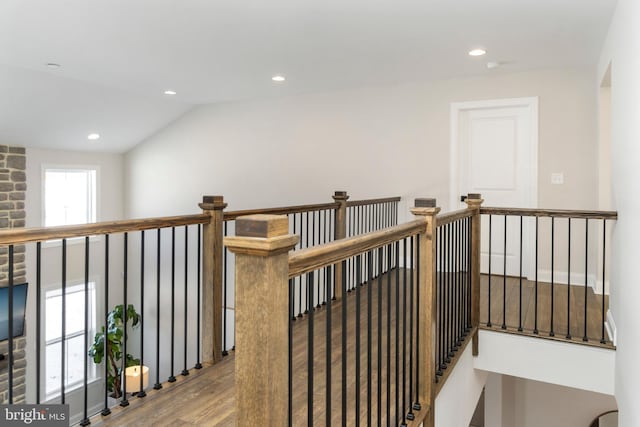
[[44, 282, 97, 399], [43, 168, 97, 226]]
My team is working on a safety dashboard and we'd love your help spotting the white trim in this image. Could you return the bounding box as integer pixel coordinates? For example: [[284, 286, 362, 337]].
[[41, 164, 101, 227], [606, 309, 616, 346], [450, 97, 539, 276], [533, 270, 610, 295]]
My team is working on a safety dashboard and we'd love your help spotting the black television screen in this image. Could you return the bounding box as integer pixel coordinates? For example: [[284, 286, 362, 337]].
[[0, 283, 28, 341]]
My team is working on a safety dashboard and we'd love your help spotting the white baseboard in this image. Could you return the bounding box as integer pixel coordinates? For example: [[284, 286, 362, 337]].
[[605, 309, 616, 346], [530, 270, 610, 295]]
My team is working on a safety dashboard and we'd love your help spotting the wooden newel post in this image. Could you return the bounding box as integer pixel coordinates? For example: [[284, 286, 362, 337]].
[[332, 190, 349, 300], [224, 214, 299, 427], [199, 195, 228, 365], [411, 198, 440, 427], [464, 193, 483, 356]]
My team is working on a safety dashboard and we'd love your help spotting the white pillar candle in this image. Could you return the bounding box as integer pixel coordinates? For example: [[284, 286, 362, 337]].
[[124, 365, 149, 393]]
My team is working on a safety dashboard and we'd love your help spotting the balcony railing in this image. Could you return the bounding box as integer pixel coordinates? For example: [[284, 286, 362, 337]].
[[0, 191, 617, 426]]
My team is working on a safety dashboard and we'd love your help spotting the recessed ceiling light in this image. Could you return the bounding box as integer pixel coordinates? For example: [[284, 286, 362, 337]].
[[164, 90, 177, 95], [272, 75, 286, 82], [87, 133, 100, 141], [468, 49, 487, 57], [46, 63, 61, 69]]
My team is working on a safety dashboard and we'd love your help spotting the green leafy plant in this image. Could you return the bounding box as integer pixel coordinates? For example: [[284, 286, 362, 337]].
[[88, 304, 141, 398]]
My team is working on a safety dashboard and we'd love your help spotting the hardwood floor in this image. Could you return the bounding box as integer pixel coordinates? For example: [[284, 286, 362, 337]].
[[89, 270, 612, 426], [479, 274, 613, 347], [92, 269, 422, 427]]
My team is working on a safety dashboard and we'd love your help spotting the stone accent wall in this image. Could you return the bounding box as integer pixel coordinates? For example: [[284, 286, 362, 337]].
[[0, 337, 26, 403], [0, 144, 27, 404]]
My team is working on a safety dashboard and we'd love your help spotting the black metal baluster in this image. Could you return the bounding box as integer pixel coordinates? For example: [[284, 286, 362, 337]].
[[169, 227, 176, 382], [196, 225, 202, 369], [437, 228, 444, 374], [567, 219, 572, 339], [8, 245, 14, 404], [534, 217, 539, 334], [103, 235, 112, 413], [401, 239, 407, 426], [487, 215, 492, 327], [154, 230, 162, 390], [601, 220, 607, 344], [80, 236, 91, 425], [326, 265, 333, 427], [61, 240, 66, 404], [456, 220, 462, 343], [443, 226, 448, 363], [121, 233, 129, 406], [291, 216, 297, 322], [367, 251, 373, 427], [307, 271, 315, 426], [324, 210, 329, 304], [356, 255, 362, 427], [139, 231, 147, 398], [413, 236, 421, 412], [583, 219, 589, 342], [36, 242, 42, 405], [342, 259, 348, 426], [182, 226, 189, 376], [407, 235, 415, 421], [395, 241, 400, 425], [518, 216, 523, 332], [447, 224, 453, 360], [386, 245, 392, 427], [550, 218, 555, 337], [377, 248, 383, 426], [305, 213, 310, 313], [299, 214, 304, 317], [502, 216, 507, 330], [314, 212, 321, 309], [288, 278, 294, 427]]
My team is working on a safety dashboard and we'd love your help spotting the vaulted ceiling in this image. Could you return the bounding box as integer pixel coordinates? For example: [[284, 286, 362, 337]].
[[0, 0, 617, 152]]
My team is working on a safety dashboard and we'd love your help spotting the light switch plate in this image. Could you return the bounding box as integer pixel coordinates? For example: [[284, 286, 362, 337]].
[[551, 173, 564, 185]]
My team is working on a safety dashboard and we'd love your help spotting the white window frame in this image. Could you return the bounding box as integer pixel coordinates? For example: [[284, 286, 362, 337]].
[[41, 165, 100, 246], [42, 165, 99, 227], [41, 280, 99, 402]]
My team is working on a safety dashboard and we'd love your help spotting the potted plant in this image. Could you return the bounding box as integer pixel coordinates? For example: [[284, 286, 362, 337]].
[[88, 304, 141, 398]]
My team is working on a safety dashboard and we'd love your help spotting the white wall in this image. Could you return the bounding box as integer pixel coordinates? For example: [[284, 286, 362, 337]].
[[474, 330, 615, 396], [23, 148, 125, 421], [125, 67, 599, 221], [435, 344, 488, 427], [597, 1, 640, 426], [485, 374, 616, 427]]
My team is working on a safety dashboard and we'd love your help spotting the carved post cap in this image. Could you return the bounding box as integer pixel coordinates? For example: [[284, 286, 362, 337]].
[[225, 214, 299, 256], [199, 195, 227, 210], [467, 193, 482, 200], [333, 190, 349, 201], [414, 198, 437, 208]]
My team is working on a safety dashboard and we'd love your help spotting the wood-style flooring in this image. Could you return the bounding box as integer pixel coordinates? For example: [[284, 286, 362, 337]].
[[479, 274, 613, 348], [91, 268, 425, 427], [89, 270, 613, 426]]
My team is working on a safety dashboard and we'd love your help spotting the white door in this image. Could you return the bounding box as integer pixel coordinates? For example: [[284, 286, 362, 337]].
[[451, 98, 538, 277]]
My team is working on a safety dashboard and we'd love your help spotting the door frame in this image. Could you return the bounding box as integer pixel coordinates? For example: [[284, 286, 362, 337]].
[[449, 96, 539, 210], [449, 96, 539, 277]]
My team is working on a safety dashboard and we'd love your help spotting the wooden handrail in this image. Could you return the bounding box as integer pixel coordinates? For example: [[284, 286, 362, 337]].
[[223, 202, 340, 221], [346, 196, 401, 207], [436, 208, 473, 227], [0, 214, 210, 245], [480, 206, 617, 220], [288, 219, 424, 278]]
